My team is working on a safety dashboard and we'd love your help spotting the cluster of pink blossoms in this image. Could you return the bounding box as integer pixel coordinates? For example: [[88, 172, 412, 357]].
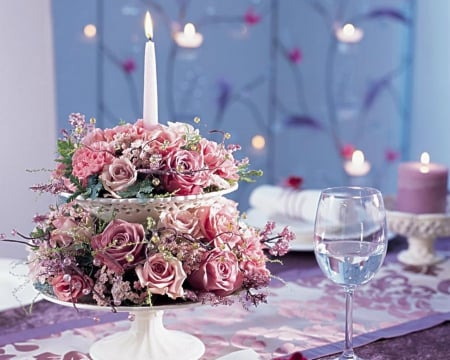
[[21, 113, 295, 308], [46, 114, 251, 199], [27, 197, 293, 307]]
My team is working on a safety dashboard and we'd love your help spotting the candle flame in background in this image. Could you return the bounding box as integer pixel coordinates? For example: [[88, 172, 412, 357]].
[[145, 11, 154, 40], [420, 152, 430, 165], [83, 24, 97, 38], [184, 23, 196, 37], [252, 135, 265, 150], [420, 152, 430, 173], [335, 22, 364, 43], [344, 149, 371, 176], [342, 23, 356, 36], [352, 150, 365, 165], [174, 22, 204, 48]]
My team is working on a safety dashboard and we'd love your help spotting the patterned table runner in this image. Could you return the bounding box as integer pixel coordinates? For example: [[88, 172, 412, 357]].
[[1, 238, 449, 359]]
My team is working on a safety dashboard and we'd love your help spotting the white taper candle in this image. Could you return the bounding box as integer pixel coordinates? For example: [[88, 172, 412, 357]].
[[143, 11, 158, 128]]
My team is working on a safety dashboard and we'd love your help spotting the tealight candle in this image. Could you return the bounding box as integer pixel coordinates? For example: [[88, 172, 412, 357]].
[[396, 152, 448, 214], [143, 11, 158, 128], [335, 23, 364, 44], [174, 23, 203, 48], [344, 150, 371, 176]]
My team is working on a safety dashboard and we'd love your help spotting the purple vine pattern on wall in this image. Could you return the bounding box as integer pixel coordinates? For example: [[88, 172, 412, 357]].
[[93, 0, 415, 190]]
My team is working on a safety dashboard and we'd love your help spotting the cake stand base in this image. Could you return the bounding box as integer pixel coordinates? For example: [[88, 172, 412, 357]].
[[385, 196, 450, 267], [90, 310, 205, 360], [397, 236, 445, 266]]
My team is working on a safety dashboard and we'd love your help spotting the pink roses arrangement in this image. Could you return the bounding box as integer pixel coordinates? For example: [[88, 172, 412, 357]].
[[8, 113, 294, 308], [24, 197, 293, 307], [35, 113, 260, 200]]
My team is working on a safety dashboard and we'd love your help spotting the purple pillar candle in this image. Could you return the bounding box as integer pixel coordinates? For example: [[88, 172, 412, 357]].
[[396, 154, 448, 214]]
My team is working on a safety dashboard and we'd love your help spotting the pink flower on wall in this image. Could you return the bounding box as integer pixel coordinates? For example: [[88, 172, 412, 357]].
[[340, 144, 355, 160], [244, 8, 261, 25], [288, 48, 303, 64], [121, 58, 136, 73], [385, 148, 400, 162], [281, 176, 303, 190]]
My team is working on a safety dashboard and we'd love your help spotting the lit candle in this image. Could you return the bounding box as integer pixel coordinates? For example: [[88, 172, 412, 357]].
[[396, 152, 448, 214], [419, 151, 431, 173], [174, 23, 204, 48], [143, 11, 158, 128], [344, 150, 371, 176], [335, 23, 364, 44]]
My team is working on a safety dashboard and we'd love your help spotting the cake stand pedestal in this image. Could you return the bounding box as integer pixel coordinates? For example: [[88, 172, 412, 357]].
[[386, 199, 450, 266], [90, 309, 204, 360], [42, 295, 204, 360]]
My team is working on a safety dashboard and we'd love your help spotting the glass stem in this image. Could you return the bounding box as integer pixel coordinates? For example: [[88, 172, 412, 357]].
[[342, 287, 355, 359]]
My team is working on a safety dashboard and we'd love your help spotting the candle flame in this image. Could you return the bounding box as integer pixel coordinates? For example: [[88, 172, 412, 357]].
[[252, 135, 265, 150], [420, 152, 430, 173], [420, 152, 430, 165], [344, 149, 370, 176], [83, 24, 97, 38], [342, 23, 356, 36], [335, 22, 363, 43], [145, 11, 154, 40], [184, 23, 196, 37], [352, 150, 365, 165]]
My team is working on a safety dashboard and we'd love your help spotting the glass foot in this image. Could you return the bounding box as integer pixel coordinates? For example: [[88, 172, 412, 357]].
[[332, 354, 363, 360]]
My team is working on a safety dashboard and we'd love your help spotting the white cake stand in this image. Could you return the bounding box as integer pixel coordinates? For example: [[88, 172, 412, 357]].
[[64, 184, 238, 223], [386, 197, 450, 266], [42, 294, 205, 360]]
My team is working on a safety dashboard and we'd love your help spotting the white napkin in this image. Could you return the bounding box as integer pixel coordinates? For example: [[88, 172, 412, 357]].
[[249, 185, 321, 223], [246, 208, 314, 245], [216, 349, 261, 360]]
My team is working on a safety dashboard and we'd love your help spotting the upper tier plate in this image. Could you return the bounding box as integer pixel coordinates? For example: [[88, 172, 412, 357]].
[[62, 184, 238, 222]]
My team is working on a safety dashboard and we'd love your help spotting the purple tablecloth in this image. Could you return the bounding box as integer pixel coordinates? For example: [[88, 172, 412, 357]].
[[1, 236, 449, 359]]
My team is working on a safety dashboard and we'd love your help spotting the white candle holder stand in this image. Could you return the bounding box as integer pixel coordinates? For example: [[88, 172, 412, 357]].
[[42, 294, 204, 360], [386, 197, 450, 266]]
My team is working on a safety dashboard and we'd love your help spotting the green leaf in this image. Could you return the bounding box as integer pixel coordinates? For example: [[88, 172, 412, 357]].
[[30, 227, 46, 239], [57, 139, 76, 159], [117, 178, 155, 199], [84, 176, 103, 199], [238, 167, 263, 183], [138, 179, 155, 194]]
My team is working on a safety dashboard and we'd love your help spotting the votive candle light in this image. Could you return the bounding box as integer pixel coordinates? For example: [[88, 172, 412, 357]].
[[396, 152, 448, 214]]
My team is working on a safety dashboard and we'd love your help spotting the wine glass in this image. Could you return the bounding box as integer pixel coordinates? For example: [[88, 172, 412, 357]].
[[313, 187, 387, 360]]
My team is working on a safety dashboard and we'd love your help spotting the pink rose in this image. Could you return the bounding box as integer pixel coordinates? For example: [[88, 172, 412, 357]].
[[135, 253, 186, 299], [52, 215, 78, 231], [51, 273, 94, 303], [100, 158, 137, 198], [197, 198, 240, 246], [162, 149, 209, 195], [49, 217, 78, 247], [72, 142, 115, 186], [103, 122, 147, 143], [158, 206, 201, 237], [201, 139, 239, 183], [81, 128, 106, 146], [238, 232, 269, 282], [50, 216, 92, 248], [167, 121, 197, 136], [91, 219, 146, 274], [146, 125, 185, 156], [188, 249, 244, 296]]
